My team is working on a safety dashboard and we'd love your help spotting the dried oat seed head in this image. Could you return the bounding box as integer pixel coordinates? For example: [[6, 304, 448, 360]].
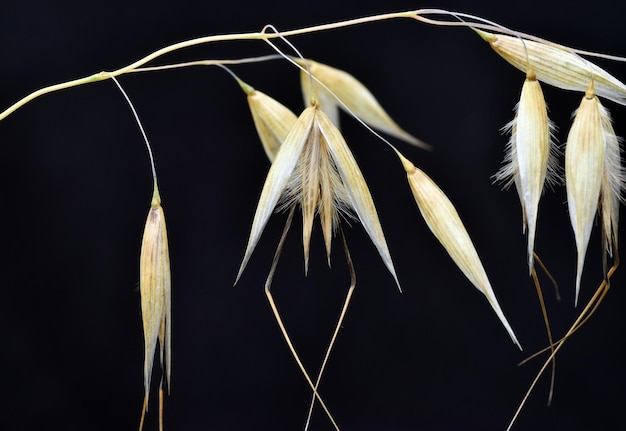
[[239, 80, 298, 162], [236, 104, 399, 288], [494, 71, 559, 272], [476, 29, 626, 106], [140, 184, 172, 403], [399, 153, 520, 348], [565, 81, 606, 305], [294, 58, 428, 149]]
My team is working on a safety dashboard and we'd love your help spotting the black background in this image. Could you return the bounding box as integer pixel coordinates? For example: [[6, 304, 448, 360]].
[[1, 1, 625, 430]]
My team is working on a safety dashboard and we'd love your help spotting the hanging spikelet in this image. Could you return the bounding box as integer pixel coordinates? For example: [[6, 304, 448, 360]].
[[494, 69, 559, 272], [140, 184, 172, 405], [475, 29, 626, 106], [238, 79, 298, 162], [236, 103, 399, 288], [398, 152, 520, 348], [565, 81, 613, 305], [294, 58, 429, 148]]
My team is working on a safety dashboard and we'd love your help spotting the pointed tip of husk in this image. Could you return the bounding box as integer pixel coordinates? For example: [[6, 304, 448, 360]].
[[304, 253, 310, 276], [395, 277, 402, 293], [486, 294, 522, 349], [574, 253, 585, 307]]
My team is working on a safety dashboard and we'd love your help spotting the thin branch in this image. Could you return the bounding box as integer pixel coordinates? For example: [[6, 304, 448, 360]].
[[304, 227, 356, 430], [263, 207, 341, 431]]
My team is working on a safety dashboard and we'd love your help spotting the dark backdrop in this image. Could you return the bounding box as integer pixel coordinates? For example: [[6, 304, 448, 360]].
[[1, 1, 625, 430]]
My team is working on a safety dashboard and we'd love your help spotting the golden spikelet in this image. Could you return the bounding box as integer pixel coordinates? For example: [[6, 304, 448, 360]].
[[236, 103, 399, 288], [294, 58, 429, 149], [398, 152, 520, 348], [565, 81, 609, 305], [238, 79, 298, 162], [140, 184, 172, 404], [494, 70, 559, 272], [476, 29, 626, 105]]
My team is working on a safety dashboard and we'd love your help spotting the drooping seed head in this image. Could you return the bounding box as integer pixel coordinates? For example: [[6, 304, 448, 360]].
[[139, 185, 172, 403], [494, 71, 559, 272], [236, 103, 399, 288], [564, 81, 625, 304], [476, 29, 626, 106], [239, 80, 298, 162], [565, 82, 607, 305], [399, 153, 521, 348], [294, 58, 429, 149]]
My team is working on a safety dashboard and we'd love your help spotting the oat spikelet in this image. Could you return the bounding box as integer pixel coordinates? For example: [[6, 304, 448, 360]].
[[494, 71, 559, 272], [565, 81, 608, 305], [239, 79, 298, 162], [295, 58, 428, 149], [236, 106, 314, 280], [236, 104, 399, 288], [476, 29, 626, 106], [140, 184, 172, 404], [398, 153, 520, 348], [316, 107, 398, 287]]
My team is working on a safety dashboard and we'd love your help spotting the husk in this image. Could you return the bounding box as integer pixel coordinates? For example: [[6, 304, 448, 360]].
[[476, 29, 626, 105], [139, 185, 172, 403], [565, 83, 605, 306], [399, 153, 520, 348], [240, 80, 298, 162], [295, 58, 428, 148]]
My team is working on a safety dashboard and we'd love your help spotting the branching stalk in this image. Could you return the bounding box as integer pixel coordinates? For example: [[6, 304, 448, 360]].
[[4, 8, 624, 122]]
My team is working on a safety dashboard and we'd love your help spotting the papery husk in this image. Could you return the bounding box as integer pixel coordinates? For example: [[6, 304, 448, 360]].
[[399, 153, 520, 348], [316, 107, 400, 288], [565, 82, 605, 306], [494, 72, 558, 272], [140, 185, 172, 403], [236, 106, 316, 282], [295, 58, 428, 149], [239, 80, 298, 162], [236, 104, 399, 289], [476, 29, 626, 106]]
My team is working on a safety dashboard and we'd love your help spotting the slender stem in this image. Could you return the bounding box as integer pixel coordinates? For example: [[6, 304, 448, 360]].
[[533, 253, 560, 301], [110, 76, 158, 188], [138, 395, 147, 431], [263, 207, 340, 430], [13, 7, 618, 123], [304, 228, 356, 431], [159, 380, 164, 431], [0, 73, 106, 121], [530, 265, 556, 406], [0, 11, 416, 121], [130, 55, 284, 73], [507, 257, 619, 431]]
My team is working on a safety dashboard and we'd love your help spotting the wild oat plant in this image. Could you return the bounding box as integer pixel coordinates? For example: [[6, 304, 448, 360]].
[[3, 8, 625, 431]]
